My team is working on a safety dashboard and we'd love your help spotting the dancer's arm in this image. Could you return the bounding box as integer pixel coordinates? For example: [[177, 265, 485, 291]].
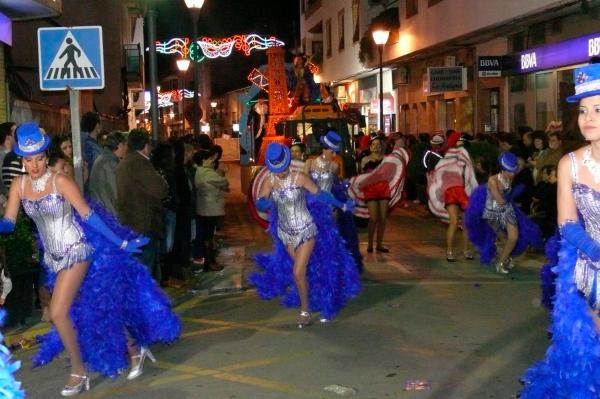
[[300, 173, 354, 212], [0, 176, 22, 233], [57, 173, 148, 253], [256, 174, 273, 212]]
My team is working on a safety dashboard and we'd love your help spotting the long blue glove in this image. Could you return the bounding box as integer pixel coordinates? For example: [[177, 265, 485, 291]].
[[561, 221, 600, 261], [0, 219, 15, 234], [505, 184, 525, 202], [256, 197, 272, 212], [83, 211, 149, 253], [313, 190, 354, 213]]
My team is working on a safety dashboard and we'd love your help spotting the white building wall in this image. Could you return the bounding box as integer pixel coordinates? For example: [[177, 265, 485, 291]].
[[300, 0, 383, 83], [388, 0, 566, 60]]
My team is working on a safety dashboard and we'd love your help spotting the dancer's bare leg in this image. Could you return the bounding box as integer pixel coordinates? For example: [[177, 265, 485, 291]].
[[376, 200, 388, 248], [50, 261, 89, 385], [446, 205, 459, 256], [499, 222, 518, 263], [367, 201, 379, 251]]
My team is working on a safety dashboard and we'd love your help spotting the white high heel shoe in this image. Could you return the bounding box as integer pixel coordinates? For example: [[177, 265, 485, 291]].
[[127, 347, 156, 380], [60, 374, 90, 396]]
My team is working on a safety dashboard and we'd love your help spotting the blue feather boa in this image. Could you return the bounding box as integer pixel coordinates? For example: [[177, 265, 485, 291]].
[[520, 240, 600, 398], [32, 200, 181, 377], [332, 182, 363, 273], [540, 232, 560, 311], [249, 196, 361, 319], [465, 185, 543, 264], [0, 310, 24, 398]]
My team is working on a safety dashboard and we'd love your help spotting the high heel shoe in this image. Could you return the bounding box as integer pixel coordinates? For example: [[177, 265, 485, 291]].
[[495, 260, 509, 274], [376, 246, 389, 253], [297, 311, 312, 328], [60, 374, 90, 396], [446, 251, 456, 262], [505, 257, 516, 269], [127, 347, 156, 380], [463, 250, 474, 260]]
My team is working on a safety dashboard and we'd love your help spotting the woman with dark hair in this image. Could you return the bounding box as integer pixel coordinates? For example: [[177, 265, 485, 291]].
[[193, 147, 228, 271], [0, 123, 180, 395], [48, 136, 74, 178]]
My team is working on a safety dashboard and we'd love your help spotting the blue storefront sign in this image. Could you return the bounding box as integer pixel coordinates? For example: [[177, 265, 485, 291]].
[[506, 30, 600, 74]]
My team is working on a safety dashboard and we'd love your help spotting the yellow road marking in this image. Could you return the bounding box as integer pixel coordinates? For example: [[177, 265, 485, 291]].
[[181, 318, 291, 335], [218, 352, 310, 372], [181, 326, 234, 338]]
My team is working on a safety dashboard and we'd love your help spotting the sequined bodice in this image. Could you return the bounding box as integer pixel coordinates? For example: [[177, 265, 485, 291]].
[[270, 171, 316, 248], [573, 184, 600, 241], [309, 156, 336, 192], [20, 175, 92, 272]]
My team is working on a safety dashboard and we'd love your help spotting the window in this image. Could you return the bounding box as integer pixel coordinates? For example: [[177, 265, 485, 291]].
[[352, 0, 360, 43], [428, 0, 443, 6], [490, 89, 499, 132], [326, 18, 332, 57], [406, 0, 418, 18], [338, 9, 345, 51]]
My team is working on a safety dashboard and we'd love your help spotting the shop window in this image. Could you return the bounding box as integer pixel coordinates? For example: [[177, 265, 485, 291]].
[[530, 23, 546, 46], [326, 18, 332, 57], [511, 32, 526, 52], [514, 103, 526, 130], [510, 75, 526, 92], [338, 9, 345, 51], [490, 89, 499, 133], [406, 0, 418, 18]]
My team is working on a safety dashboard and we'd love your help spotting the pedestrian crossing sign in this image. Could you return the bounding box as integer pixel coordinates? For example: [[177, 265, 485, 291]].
[[38, 26, 104, 91]]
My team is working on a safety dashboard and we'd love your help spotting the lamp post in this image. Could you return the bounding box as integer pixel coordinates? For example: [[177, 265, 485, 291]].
[[184, 0, 205, 135], [372, 29, 390, 132], [176, 58, 190, 133]]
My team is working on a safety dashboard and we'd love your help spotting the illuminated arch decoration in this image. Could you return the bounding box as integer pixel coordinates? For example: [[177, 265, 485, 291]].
[[248, 68, 269, 92], [155, 34, 284, 62], [144, 89, 195, 112]]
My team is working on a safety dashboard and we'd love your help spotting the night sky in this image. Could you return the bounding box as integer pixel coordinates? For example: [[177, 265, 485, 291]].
[[154, 0, 300, 96]]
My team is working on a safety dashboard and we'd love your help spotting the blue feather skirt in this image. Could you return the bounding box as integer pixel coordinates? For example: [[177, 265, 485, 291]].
[[249, 199, 361, 319], [465, 185, 543, 265], [0, 309, 24, 398], [32, 201, 181, 377], [520, 241, 600, 398]]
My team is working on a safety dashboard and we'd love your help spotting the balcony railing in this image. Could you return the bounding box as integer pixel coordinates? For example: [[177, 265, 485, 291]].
[[124, 43, 142, 87]]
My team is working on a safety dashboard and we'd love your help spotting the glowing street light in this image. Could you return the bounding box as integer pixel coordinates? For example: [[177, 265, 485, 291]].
[[176, 58, 190, 72]]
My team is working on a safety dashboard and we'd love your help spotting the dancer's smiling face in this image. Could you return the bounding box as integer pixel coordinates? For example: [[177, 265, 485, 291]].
[[579, 95, 600, 142]]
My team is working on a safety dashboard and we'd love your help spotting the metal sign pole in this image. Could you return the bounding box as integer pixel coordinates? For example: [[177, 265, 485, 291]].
[[69, 88, 84, 189]]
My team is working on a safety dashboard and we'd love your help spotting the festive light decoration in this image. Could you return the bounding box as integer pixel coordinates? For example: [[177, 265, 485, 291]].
[[248, 68, 269, 92], [308, 62, 320, 75], [144, 89, 195, 112], [156, 34, 284, 61]]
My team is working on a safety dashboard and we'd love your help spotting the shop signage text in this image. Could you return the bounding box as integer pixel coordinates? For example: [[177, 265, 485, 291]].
[[510, 30, 600, 74], [478, 56, 502, 77], [425, 67, 467, 94]]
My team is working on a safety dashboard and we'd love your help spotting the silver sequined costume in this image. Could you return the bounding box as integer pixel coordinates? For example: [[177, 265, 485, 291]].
[[20, 174, 93, 273], [270, 171, 317, 249], [482, 177, 517, 231], [309, 156, 336, 192], [569, 152, 600, 306]]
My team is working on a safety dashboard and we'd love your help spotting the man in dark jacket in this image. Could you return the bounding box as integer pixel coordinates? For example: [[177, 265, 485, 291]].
[[116, 129, 168, 281]]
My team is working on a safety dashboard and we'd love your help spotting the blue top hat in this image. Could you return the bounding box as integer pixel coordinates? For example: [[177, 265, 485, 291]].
[[14, 122, 51, 157], [567, 63, 600, 103], [319, 130, 341, 153], [499, 151, 519, 173], [265, 142, 291, 173]]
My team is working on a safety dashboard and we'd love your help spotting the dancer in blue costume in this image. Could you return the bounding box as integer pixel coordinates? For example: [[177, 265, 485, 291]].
[[0, 123, 180, 396], [304, 130, 363, 273], [465, 152, 542, 273], [520, 63, 600, 398], [250, 143, 359, 328]]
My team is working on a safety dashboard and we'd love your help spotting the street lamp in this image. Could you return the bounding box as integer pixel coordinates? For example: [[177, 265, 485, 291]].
[[185, 0, 205, 135], [372, 29, 390, 132], [177, 58, 191, 132]]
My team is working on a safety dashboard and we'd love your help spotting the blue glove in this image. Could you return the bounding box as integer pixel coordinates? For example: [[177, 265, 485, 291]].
[[343, 199, 355, 213], [505, 184, 525, 202], [313, 190, 354, 212], [0, 219, 15, 234], [256, 197, 272, 212], [83, 211, 149, 253], [561, 221, 600, 261], [334, 179, 351, 191]]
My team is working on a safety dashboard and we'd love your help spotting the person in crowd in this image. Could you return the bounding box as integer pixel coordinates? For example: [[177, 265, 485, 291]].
[[530, 165, 558, 239], [497, 132, 518, 156], [193, 147, 228, 272], [407, 133, 430, 204], [290, 138, 306, 171], [48, 136, 75, 178], [534, 131, 563, 183], [151, 142, 181, 288], [473, 156, 494, 184], [511, 154, 535, 213], [0, 122, 180, 395], [465, 152, 542, 274], [88, 132, 127, 216], [250, 143, 358, 327], [80, 112, 103, 177], [247, 96, 269, 160], [305, 130, 363, 273], [520, 62, 600, 396], [428, 132, 478, 262], [519, 130, 534, 160], [168, 139, 194, 281], [0, 122, 15, 197], [117, 129, 169, 281], [358, 137, 390, 253]]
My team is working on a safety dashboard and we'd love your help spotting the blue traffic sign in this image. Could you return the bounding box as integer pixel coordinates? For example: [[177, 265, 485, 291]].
[[38, 26, 104, 91]]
